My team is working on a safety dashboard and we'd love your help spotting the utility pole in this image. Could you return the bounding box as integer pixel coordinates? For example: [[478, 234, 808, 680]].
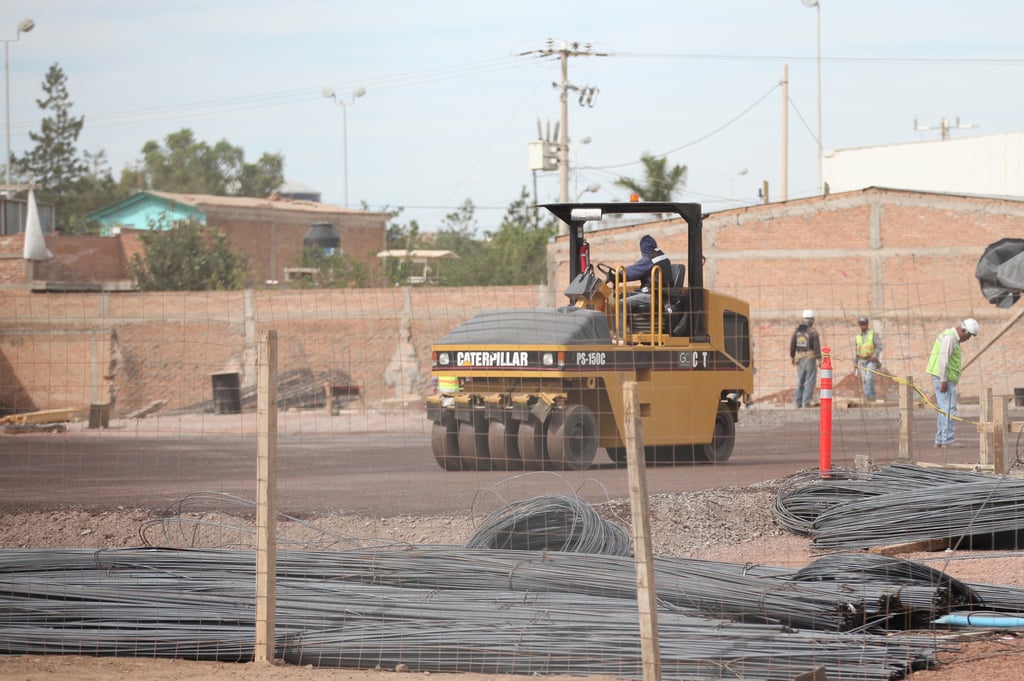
[[523, 39, 607, 232], [914, 116, 978, 141], [781, 64, 789, 202]]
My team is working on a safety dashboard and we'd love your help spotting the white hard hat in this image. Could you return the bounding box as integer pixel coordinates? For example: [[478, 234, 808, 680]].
[[961, 318, 980, 336], [802, 309, 815, 319]]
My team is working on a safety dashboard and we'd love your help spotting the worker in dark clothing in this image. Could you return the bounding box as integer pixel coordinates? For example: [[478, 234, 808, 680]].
[[617, 234, 672, 312], [790, 309, 822, 408]]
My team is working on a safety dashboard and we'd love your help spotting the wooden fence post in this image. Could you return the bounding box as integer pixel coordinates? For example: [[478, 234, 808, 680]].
[[255, 330, 278, 663], [979, 387, 992, 466], [898, 376, 913, 460], [993, 395, 1007, 475], [623, 381, 661, 681]]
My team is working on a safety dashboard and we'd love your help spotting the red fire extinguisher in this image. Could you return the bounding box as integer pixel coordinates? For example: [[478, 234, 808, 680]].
[[579, 238, 590, 273]]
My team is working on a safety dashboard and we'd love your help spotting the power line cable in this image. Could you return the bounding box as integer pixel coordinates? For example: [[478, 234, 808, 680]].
[[590, 82, 782, 173], [615, 51, 1024, 66]]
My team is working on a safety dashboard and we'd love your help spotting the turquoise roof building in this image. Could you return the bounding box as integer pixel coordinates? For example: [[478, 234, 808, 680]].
[[87, 191, 206, 235]]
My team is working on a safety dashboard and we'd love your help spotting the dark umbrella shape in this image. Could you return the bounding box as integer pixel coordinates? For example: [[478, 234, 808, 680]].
[[976, 237, 1024, 308]]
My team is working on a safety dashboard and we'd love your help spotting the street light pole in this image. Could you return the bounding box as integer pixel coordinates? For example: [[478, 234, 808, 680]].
[[574, 183, 600, 202], [801, 0, 822, 194], [322, 86, 366, 208], [4, 18, 34, 198]]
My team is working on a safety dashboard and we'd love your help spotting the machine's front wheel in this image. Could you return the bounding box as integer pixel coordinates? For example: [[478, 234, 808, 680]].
[[458, 419, 491, 471], [518, 416, 547, 470], [431, 421, 462, 471], [487, 419, 522, 471], [696, 406, 736, 463], [547, 404, 598, 470]]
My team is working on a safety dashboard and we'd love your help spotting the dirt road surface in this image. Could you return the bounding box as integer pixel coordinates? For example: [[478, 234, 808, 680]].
[[0, 401, 1007, 515]]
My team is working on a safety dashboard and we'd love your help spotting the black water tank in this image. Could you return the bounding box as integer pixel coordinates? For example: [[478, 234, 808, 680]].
[[304, 222, 341, 255]]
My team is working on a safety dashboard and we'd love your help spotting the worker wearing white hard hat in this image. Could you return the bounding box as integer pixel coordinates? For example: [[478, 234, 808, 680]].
[[925, 318, 980, 447], [789, 309, 822, 408]]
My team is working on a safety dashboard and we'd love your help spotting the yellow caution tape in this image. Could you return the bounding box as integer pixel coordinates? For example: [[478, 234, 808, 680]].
[[834, 356, 977, 425]]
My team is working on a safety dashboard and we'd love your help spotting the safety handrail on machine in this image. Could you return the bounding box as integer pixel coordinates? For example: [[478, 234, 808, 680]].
[[650, 266, 665, 346], [612, 265, 627, 344], [609, 265, 669, 347]]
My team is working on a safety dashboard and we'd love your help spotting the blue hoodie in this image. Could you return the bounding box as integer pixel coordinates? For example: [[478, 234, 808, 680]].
[[639, 234, 658, 256]]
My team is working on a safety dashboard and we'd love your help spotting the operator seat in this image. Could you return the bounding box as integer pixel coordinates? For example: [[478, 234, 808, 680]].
[[633, 263, 686, 334]]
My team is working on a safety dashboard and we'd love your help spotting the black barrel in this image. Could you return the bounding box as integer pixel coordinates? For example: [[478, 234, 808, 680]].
[[211, 372, 241, 414], [304, 222, 341, 255]]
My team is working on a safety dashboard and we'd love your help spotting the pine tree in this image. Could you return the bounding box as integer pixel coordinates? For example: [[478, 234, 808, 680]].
[[16, 63, 88, 227]]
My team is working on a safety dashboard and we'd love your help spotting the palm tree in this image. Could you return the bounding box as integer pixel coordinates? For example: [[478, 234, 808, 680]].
[[614, 153, 688, 202]]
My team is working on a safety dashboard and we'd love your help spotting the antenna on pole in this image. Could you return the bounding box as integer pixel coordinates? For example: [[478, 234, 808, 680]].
[[914, 116, 979, 141]]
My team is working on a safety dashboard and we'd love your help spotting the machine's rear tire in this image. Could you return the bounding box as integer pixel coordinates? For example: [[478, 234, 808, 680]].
[[607, 445, 663, 466], [606, 446, 627, 465], [547, 404, 598, 470], [431, 421, 462, 471], [458, 419, 491, 470], [518, 416, 547, 470], [696, 406, 736, 463], [653, 444, 698, 463], [487, 419, 522, 471]]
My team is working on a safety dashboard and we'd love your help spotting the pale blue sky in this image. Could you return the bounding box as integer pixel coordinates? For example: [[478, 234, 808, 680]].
[[5, 1, 1022, 231]]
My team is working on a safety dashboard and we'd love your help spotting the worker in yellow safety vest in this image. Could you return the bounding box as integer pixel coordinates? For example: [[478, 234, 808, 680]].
[[925, 318, 979, 448], [436, 375, 460, 394], [853, 316, 882, 400]]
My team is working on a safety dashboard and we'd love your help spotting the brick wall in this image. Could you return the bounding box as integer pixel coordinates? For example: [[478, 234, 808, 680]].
[[31, 233, 135, 283]]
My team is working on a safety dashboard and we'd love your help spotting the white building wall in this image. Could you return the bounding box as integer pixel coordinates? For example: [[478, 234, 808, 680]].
[[823, 132, 1024, 197]]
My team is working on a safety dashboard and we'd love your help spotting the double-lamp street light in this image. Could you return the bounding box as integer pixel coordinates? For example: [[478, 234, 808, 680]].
[[4, 17, 34, 198], [322, 86, 366, 208]]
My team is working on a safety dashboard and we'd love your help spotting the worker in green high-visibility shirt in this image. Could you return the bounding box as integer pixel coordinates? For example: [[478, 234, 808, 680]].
[[926, 318, 979, 448]]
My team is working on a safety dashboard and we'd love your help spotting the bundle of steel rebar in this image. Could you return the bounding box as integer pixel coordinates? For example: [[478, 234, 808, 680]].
[[790, 552, 984, 629], [0, 547, 944, 681], [811, 477, 1024, 549], [773, 468, 879, 535], [773, 463, 1023, 550], [465, 493, 632, 555]]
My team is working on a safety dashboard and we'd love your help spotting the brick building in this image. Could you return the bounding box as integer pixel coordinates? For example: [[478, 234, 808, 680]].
[[86, 191, 390, 285]]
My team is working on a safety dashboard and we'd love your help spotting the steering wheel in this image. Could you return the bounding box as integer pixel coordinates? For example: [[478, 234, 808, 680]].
[[595, 262, 616, 283]]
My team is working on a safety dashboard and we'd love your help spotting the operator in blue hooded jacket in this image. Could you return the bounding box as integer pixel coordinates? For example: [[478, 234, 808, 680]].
[[606, 234, 672, 326]]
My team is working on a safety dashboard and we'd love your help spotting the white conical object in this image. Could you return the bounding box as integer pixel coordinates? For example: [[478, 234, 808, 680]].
[[22, 188, 52, 261]]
